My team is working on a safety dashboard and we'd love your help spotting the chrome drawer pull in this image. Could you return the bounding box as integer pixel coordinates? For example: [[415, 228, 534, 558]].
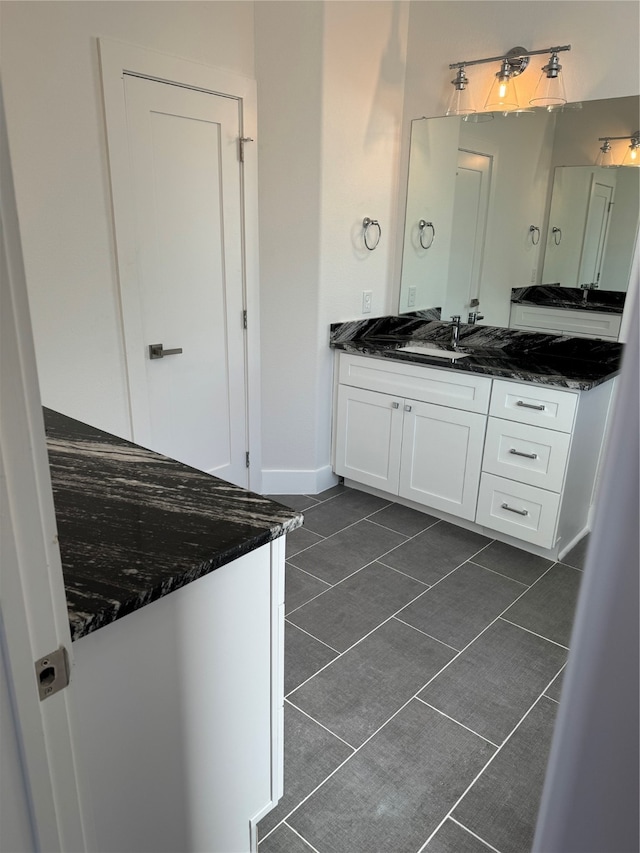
[[501, 502, 529, 517], [404, 404, 412, 412], [516, 400, 545, 411], [509, 448, 538, 460], [391, 402, 400, 409]]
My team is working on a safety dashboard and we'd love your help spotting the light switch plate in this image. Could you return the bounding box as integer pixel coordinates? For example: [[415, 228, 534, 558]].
[[362, 290, 372, 314]]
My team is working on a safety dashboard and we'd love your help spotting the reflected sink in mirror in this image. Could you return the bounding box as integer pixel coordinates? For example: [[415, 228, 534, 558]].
[[399, 345, 470, 360]]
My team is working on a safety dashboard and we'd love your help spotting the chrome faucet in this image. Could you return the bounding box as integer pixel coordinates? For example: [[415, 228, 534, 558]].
[[468, 311, 485, 324], [450, 315, 461, 350]]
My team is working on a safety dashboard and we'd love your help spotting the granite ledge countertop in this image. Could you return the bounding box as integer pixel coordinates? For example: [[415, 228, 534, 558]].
[[44, 409, 303, 641], [330, 317, 622, 391], [511, 285, 626, 314]]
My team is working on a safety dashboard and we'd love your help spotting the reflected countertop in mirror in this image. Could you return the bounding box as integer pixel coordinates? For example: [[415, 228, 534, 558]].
[[511, 285, 626, 314], [330, 316, 622, 391], [399, 95, 640, 332]]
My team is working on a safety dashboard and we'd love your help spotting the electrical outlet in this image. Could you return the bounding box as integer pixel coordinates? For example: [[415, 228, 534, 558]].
[[408, 286, 417, 308], [362, 290, 372, 314], [531, 267, 537, 283]]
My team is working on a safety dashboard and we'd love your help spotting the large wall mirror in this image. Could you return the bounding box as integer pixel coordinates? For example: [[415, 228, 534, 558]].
[[399, 96, 640, 327]]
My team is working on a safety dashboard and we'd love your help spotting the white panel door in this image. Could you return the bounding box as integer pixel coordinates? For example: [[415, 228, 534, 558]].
[[123, 75, 247, 485], [399, 401, 486, 520], [334, 385, 403, 493], [579, 180, 615, 288], [446, 149, 491, 317]]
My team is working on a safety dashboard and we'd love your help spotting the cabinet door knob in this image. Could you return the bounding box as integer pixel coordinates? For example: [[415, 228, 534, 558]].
[[391, 401, 399, 409], [404, 404, 412, 412]]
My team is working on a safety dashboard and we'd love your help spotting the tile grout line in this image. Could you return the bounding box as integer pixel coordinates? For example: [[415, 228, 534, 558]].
[[415, 697, 499, 747], [281, 820, 322, 853], [393, 617, 460, 652], [284, 619, 341, 655], [448, 816, 504, 853], [284, 698, 356, 751], [366, 516, 440, 537], [498, 616, 570, 650], [465, 558, 534, 587], [416, 687, 566, 853]]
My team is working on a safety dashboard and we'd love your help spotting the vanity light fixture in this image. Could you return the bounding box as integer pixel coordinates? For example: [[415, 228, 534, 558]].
[[530, 51, 567, 107], [446, 66, 475, 117], [447, 44, 571, 116]]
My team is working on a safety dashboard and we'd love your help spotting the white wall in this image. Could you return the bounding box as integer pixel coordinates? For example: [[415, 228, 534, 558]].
[[254, 1, 326, 488], [257, 1, 409, 489], [1, 1, 255, 438]]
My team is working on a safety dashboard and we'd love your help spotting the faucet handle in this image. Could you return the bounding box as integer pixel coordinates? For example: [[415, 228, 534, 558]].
[[450, 315, 461, 322]]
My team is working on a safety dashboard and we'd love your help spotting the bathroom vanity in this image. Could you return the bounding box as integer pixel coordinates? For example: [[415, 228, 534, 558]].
[[330, 318, 621, 560], [44, 410, 302, 853]]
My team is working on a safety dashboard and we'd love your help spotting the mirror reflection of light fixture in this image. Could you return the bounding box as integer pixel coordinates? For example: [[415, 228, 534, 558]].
[[447, 44, 571, 117], [530, 51, 567, 107], [595, 133, 640, 167], [596, 138, 616, 168], [622, 132, 640, 167]]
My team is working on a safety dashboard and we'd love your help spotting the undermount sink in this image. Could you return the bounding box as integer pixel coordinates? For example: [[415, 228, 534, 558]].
[[399, 345, 470, 360]]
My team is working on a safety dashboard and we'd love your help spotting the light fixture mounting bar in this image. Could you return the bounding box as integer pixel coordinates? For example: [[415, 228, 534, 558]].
[[449, 44, 571, 71]]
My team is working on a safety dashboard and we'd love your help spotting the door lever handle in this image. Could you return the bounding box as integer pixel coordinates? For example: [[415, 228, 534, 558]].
[[148, 343, 183, 360]]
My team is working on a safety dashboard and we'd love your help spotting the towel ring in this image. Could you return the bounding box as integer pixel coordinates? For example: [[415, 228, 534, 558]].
[[363, 217, 381, 251], [529, 225, 540, 246], [418, 220, 435, 250], [552, 226, 562, 245]]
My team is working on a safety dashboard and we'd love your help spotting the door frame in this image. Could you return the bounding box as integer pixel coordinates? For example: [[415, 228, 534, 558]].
[[98, 38, 262, 491], [1, 80, 90, 852]]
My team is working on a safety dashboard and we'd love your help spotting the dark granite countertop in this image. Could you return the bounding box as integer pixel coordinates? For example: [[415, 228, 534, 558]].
[[44, 409, 303, 641], [511, 285, 626, 314], [330, 317, 622, 391]]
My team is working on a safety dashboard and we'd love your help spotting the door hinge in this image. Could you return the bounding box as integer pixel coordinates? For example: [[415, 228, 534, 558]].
[[242, 309, 247, 330], [246, 451, 250, 468], [238, 136, 254, 163], [35, 646, 70, 701]]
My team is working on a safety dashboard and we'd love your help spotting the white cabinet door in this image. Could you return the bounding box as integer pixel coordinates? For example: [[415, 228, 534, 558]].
[[334, 385, 403, 493], [399, 401, 486, 521]]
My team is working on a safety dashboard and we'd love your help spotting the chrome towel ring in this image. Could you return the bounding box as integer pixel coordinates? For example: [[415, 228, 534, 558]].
[[363, 217, 381, 250], [529, 225, 540, 245], [552, 226, 562, 245], [418, 220, 435, 249]]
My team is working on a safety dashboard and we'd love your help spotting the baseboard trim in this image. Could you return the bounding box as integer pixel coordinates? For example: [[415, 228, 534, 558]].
[[261, 466, 338, 496]]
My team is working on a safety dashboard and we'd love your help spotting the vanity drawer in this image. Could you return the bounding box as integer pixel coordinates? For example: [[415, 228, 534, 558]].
[[476, 473, 560, 549], [338, 353, 491, 414], [482, 418, 571, 493], [489, 379, 578, 433]]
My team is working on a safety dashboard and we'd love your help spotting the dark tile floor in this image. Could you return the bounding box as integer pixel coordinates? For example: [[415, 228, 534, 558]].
[[259, 485, 586, 853]]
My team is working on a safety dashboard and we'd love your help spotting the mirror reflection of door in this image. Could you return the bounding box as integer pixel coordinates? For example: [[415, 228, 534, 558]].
[[579, 179, 615, 288], [445, 150, 492, 319]]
